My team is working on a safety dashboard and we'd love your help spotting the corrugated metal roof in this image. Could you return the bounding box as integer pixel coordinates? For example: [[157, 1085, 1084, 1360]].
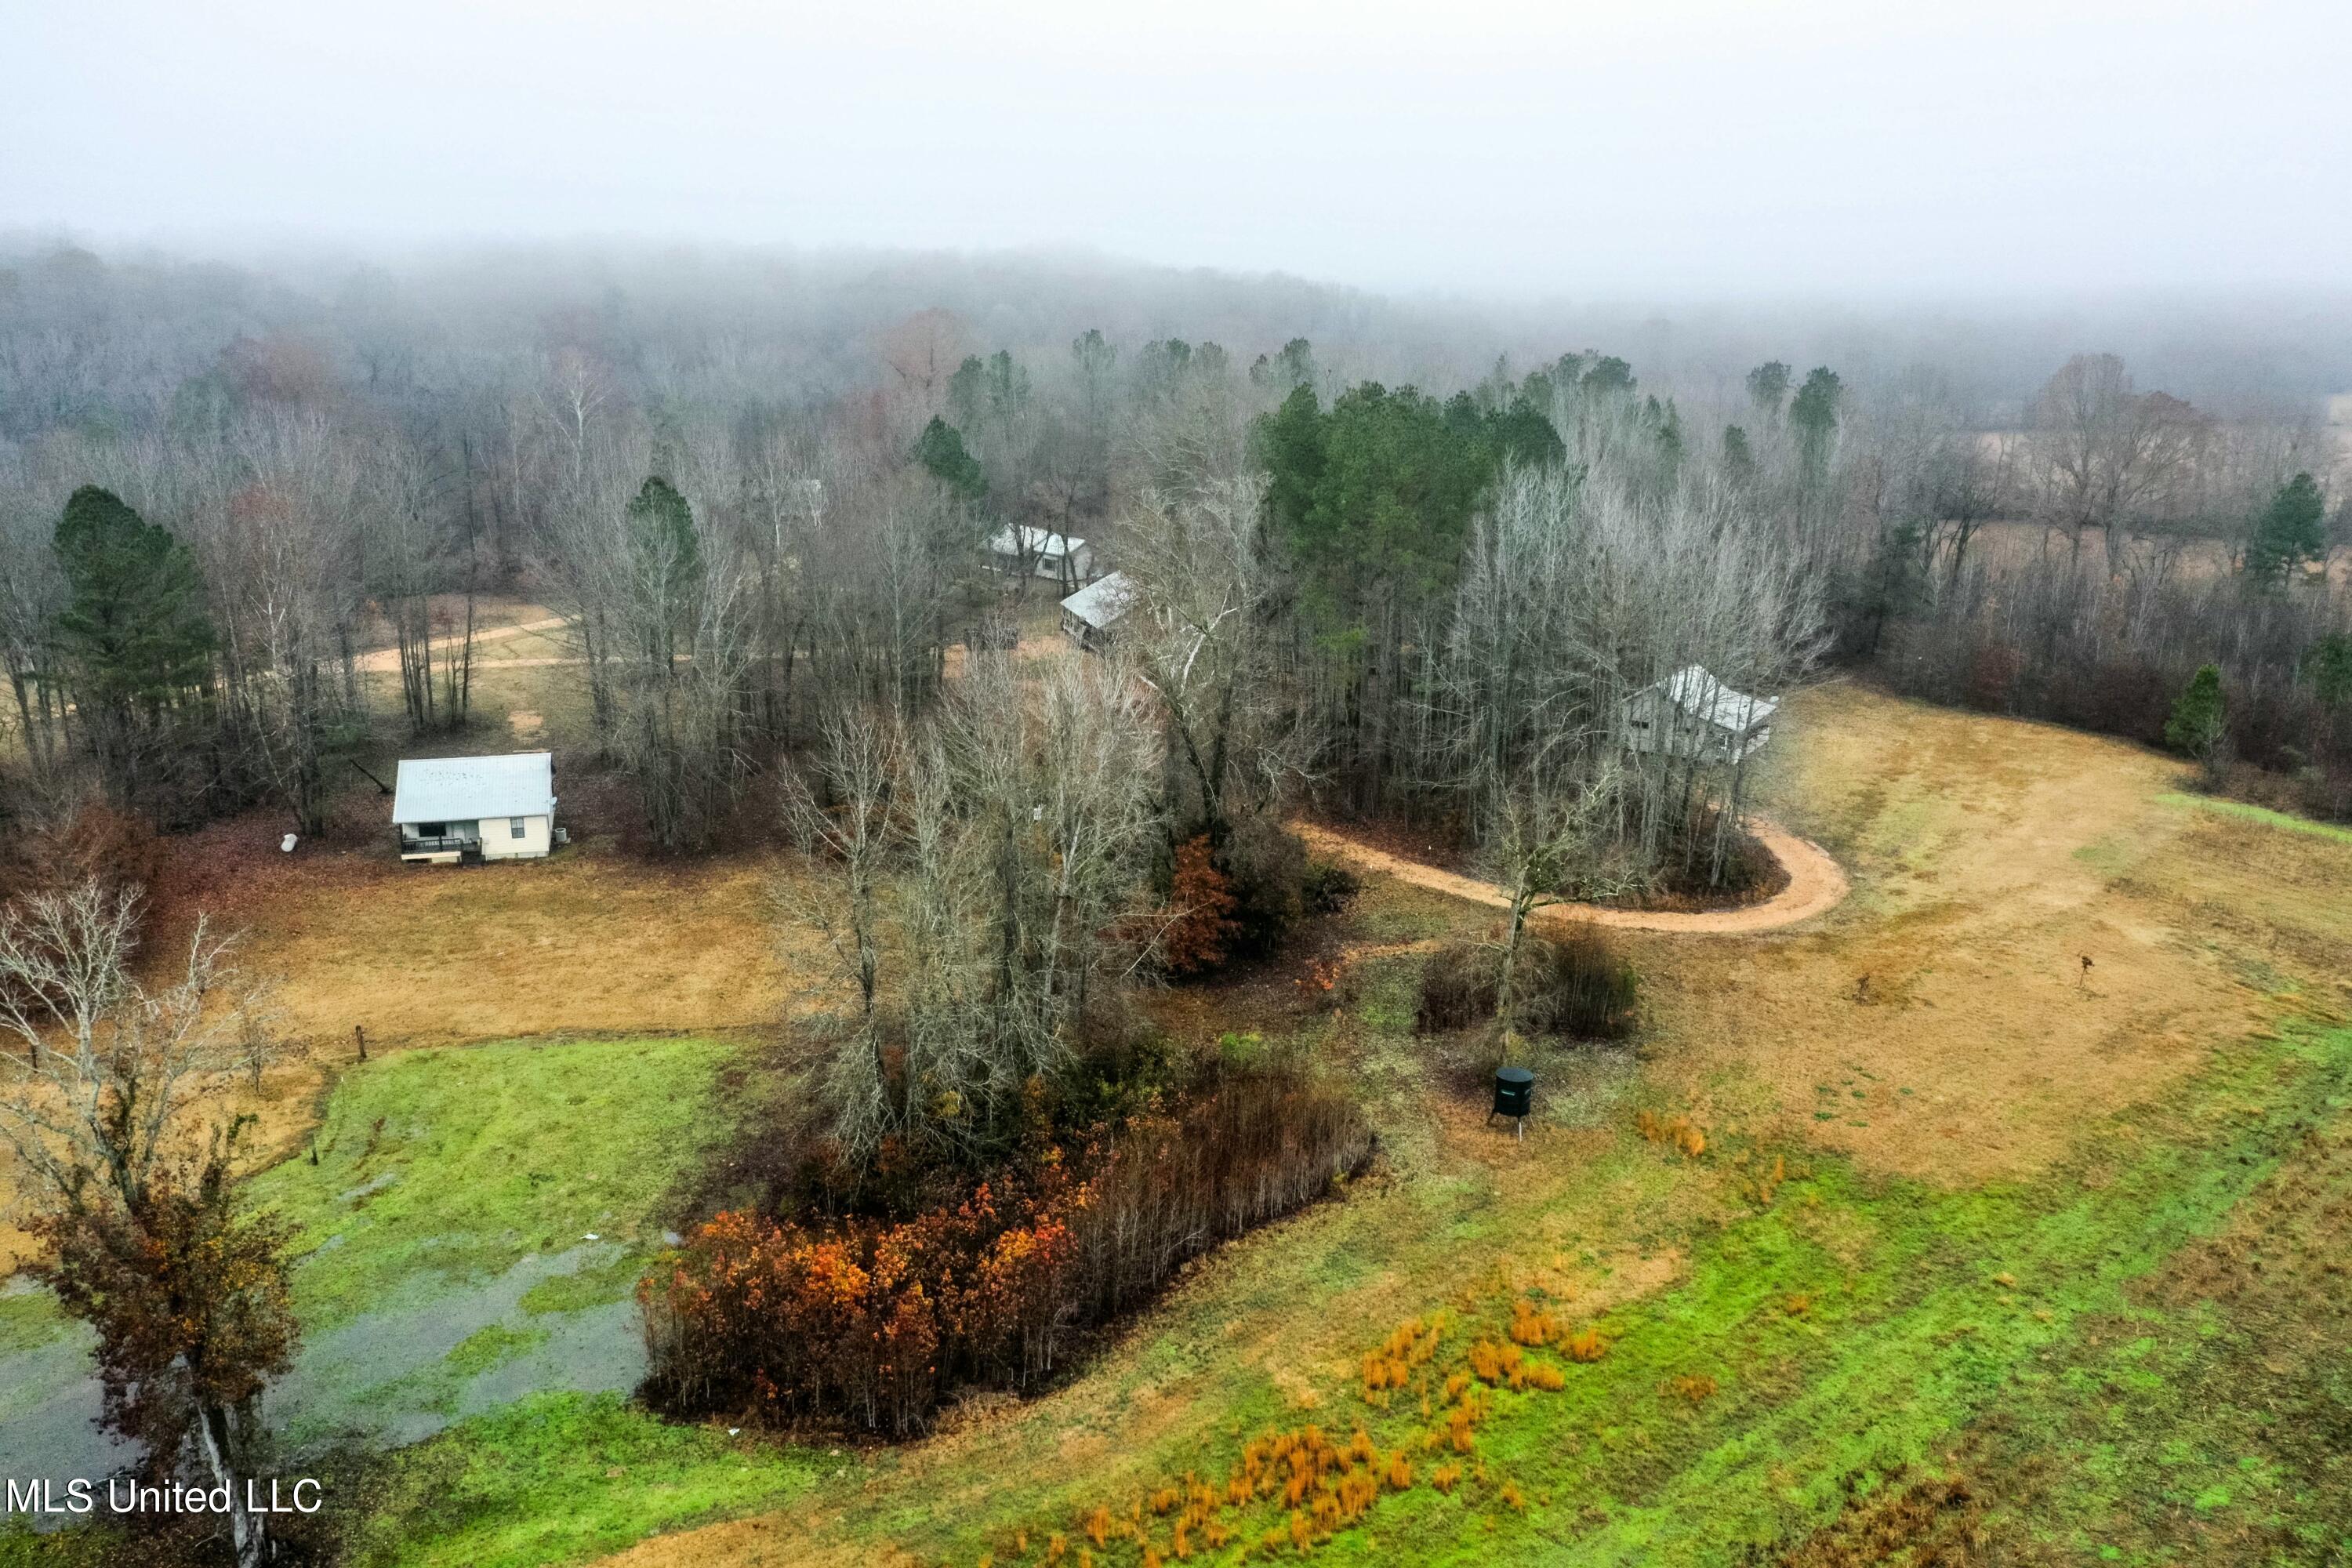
[[989, 524, 1086, 557], [392, 752, 555, 824], [1647, 666, 1777, 731], [1060, 570, 1138, 630]]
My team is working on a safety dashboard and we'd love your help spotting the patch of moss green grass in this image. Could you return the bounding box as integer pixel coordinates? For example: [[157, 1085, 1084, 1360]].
[[0, 1286, 66, 1356], [345, 1393, 822, 1568], [250, 1036, 740, 1327], [824, 1019, 2352, 1566], [2157, 791, 2352, 847]]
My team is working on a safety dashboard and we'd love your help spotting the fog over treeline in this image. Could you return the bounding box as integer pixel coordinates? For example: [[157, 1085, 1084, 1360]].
[[2, 231, 2348, 874], [6, 238, 2350, 439]]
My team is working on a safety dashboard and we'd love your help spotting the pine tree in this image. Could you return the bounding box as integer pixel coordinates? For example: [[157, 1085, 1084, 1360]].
[[913, 416, 989, 503], [2245, 472, 2326, 581], [2164, 664, 2227, 769], [1790, 367, 1843, 475], [52, 485, 216, 714]]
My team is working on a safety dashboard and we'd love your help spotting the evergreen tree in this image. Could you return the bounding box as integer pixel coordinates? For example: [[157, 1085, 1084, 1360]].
[[2245, 471, 2326, 581], [1580, 356, 1635, 397], [1248, 337, 1318, 394], [913, 417, 989, 503], [52, 485, 216, 717], [1744, 361, 1791, 419], [1722, 423, 1755, 485], [2164, 663, 2228, 769], [1790, 367, 1843, 474], [2301, 632, 2352, 710], [626, 476, 702, 662]]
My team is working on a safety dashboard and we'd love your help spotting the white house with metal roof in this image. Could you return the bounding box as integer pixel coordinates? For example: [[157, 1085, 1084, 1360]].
[[391, 751, 558, 864], [1618, 666, 1777, 765], [1058, 571, 1138, 651], [987, 524, 1094, 583]]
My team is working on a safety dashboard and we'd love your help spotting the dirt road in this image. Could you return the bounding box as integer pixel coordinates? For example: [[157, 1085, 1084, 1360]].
[[350, 615, 568, 673], [1292, 817, 1849, 935]]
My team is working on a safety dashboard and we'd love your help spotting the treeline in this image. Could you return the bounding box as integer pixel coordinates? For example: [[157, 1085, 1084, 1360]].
[[4, 243, 2347, 875], [1828, 354, 2352, 816]]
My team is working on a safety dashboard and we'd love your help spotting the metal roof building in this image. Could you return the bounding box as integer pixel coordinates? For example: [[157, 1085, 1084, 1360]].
[[1618, 666, 1777, 765], [390, 751, 558, 864], [1058, 571, 1138, 649]]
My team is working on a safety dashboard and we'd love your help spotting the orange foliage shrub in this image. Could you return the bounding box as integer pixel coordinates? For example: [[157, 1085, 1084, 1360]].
[[1161, 836, 1241, 976], [1635, 1109, 1708, 1159], [1665, 1373, 1719, 1405], [646, 1066, 1369, 1435], [1562, 1328, 1607, 1363], [1509, 1298, 1562, 1346]]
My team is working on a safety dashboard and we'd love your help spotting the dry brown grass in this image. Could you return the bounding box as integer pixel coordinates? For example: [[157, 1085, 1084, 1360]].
[[575, 684, 2352, 1566], [1633, 683, 2352, 1181]]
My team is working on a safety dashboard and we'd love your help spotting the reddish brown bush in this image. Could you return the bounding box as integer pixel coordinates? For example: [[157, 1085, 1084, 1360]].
[[1161, 835, 1240, 976], [643, 1064, 1372, 1434], [8, 797, 165, 905]]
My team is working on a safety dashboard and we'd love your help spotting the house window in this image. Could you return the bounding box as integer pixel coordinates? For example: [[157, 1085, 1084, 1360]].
[[419, 822, 445, 838], [510, 817, 527, 839]]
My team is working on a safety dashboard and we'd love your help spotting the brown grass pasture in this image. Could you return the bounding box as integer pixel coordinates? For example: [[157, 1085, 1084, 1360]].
[[575, 681, 2352, 1567], [1639, 682, 2352, 1181]]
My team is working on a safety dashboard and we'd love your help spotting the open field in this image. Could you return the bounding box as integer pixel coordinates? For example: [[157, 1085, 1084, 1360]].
[[297, 687, 2352, 1566], [9, 681, 2352, 1568]]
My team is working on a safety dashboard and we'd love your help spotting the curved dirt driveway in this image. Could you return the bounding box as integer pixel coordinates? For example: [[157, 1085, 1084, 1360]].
[[1293, 817, 1848, 935]]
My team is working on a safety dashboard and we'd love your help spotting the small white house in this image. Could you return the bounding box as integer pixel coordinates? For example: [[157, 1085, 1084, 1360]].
[[1059, 571, 1138, 651], [1619, 666, 1776, 765], [988, 524, 1094, 583], [391, 751, 558, 865]]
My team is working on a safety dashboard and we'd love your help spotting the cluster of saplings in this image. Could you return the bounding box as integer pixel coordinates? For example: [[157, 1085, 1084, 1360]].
[[1414, 923, 1639, 1044], [640, 1051, 1371, 1436]]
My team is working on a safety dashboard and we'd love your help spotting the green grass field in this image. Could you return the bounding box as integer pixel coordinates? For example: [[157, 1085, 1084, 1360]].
[[252, 1036, 745, 1327], [13, 690, 2352, 1568], [2158, 790, 2352, 848], [328, 1010, 2352, 1568], [342, 1394, 823, 1568]]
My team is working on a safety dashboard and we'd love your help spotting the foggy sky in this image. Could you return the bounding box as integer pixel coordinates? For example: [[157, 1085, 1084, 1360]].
[[7, 0, 2347, 303]]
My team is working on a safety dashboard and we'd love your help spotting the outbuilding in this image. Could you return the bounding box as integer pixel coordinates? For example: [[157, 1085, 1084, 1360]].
[[1059, 571, 1138, 651], [1618, 666, 1776, 765], [391, 751, 558, 864], [988, 524, 1094, 583]]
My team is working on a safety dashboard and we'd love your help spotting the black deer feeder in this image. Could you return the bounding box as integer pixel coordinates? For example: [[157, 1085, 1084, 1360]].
[[1490, 1066, 1534, 1140]]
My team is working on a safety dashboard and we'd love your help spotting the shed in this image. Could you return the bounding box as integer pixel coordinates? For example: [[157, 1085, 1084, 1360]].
[[988, 524, 1094, 583], [1618, 666, 1776, 765], [1059, 571, 1138, 651], [390, 751, 558, 864]]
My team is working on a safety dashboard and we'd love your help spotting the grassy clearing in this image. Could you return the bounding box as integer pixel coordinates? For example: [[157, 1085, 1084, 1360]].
[[343, 1393, 823, 1568], [2157, 789, 2352, 847], [712, 1019, 2350, 1567], [250, 1036, 743, 1327], [563, 689, 2352, 1568], [0, 1285, 64, 1356]]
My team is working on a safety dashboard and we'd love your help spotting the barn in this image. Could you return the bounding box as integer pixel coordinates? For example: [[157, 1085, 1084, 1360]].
[[391, 751, 559, 865], [1059, 571, 1138, 651], [1619, 666, 1776, 764], [988, 524, 1094, 583]]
